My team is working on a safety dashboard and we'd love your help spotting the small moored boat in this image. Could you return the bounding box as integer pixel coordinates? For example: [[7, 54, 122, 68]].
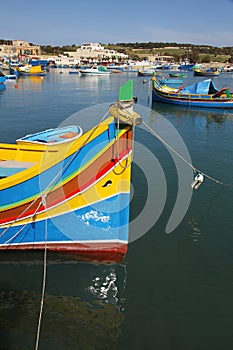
[[79, 65, 111, 76], [151, 77, 233, 108], [16, 64, 46, 76], [169, 73, 186, 78], [193, 67, 220, 77], [138, 68, 155, 76]]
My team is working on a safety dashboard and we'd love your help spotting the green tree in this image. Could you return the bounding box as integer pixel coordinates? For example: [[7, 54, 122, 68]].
[[189, 50, 199, 63], [201, 55, 211, 63], [228, 55, 233, 63]]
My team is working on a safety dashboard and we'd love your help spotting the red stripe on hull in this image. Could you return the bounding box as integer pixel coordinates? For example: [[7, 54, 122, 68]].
[[0, 242, 128, 263]]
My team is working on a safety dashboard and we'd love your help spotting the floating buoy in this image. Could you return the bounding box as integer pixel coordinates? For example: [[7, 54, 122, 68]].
[[143, 80, 147, 84], [192, 173, 204, 190], [14, 84, 18, 89]]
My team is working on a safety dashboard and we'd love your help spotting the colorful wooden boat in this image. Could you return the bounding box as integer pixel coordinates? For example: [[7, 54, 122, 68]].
[[0, 81, 141, 262], [151, 77, 233, 108], [193, 68, 220, 77], [169, 73, 186, 78], [178, 63, 195, 71], [16, 64, 46, 76]]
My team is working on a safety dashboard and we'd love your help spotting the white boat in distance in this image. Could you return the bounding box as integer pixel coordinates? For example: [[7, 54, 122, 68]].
[[79, 65, 111, 76]]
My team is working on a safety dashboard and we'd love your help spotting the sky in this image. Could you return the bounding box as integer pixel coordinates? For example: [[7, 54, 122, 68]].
[[1, 0, 233, 47]]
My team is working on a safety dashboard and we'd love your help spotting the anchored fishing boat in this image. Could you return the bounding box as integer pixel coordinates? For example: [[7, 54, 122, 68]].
[[138, 68, 155, 76], [151, 77, 233, 108], [193, 67, 220, 77], [169, 73, 186, 78], [0, 80, 141, 262], [16, 64, 46, 76]]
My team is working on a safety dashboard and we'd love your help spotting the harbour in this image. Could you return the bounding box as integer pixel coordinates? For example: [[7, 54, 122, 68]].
[[0, 69, 233, 349]]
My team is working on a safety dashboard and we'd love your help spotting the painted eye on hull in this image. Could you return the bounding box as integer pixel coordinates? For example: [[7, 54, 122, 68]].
[[102, 180, 112, 187]]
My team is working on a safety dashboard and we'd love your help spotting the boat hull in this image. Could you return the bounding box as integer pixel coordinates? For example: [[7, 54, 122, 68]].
[[0, 76, 6, 84], [16, 65, 46, 76], [152, 90, 233, 108], [0, 193, 130, 262], [16, 71, 46, 76], [0, 118, 133, 262], [138, 70, 154, 76], [79, 71, 110, 76], [79, 66, 111, 76], [194, 70, 220, 77]]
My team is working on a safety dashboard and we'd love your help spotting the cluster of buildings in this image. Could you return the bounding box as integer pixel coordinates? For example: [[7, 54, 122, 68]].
[[0, 40, 41, 58], [0, 40, 129, 66], [54, 42, 129, 67]]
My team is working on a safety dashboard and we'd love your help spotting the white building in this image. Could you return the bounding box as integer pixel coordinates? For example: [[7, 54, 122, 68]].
[[80, 43, 105, 51], [46, 55, 80, 67], [64, 42, 128, 62]]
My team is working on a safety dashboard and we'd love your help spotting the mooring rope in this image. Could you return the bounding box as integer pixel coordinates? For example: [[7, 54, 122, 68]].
[[142, 120, 233, 187], [35, 194, 48, 350]]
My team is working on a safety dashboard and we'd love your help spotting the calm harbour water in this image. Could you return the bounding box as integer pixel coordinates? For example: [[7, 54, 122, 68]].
[[0, 69, 233, 350]]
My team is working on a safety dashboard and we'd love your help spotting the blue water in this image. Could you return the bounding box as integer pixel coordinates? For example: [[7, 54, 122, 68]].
[[0, 69, 233, 350]]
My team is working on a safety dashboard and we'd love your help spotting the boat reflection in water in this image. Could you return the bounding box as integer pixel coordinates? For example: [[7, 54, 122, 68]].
[[13, 75, 45, 92], [0, 252, 127, 349], [152, 101, 233, 123]]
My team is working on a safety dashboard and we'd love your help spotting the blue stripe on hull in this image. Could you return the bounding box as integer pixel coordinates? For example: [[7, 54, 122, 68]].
[[0, 193, 130, 247]]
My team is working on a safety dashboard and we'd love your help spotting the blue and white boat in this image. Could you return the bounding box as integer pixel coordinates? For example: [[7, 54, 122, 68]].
[[79, 65, 111, 76]]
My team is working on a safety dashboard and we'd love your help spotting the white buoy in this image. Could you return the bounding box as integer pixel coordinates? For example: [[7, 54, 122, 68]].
[[192, 173, 204, 190]]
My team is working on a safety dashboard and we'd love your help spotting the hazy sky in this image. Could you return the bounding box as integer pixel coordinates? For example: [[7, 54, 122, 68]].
[[1, 0, 233, 47]]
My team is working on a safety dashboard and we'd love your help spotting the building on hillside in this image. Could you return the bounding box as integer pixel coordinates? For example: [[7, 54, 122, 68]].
[[64, 42, 128, 62], [0, 40, 41, 58], [12, 40, 41, 56], [80, 43, 104, 51]]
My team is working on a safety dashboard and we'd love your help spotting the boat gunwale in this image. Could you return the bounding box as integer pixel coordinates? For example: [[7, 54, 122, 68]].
[[0, 117, 116, 189], [16, 125, 83, 146]]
